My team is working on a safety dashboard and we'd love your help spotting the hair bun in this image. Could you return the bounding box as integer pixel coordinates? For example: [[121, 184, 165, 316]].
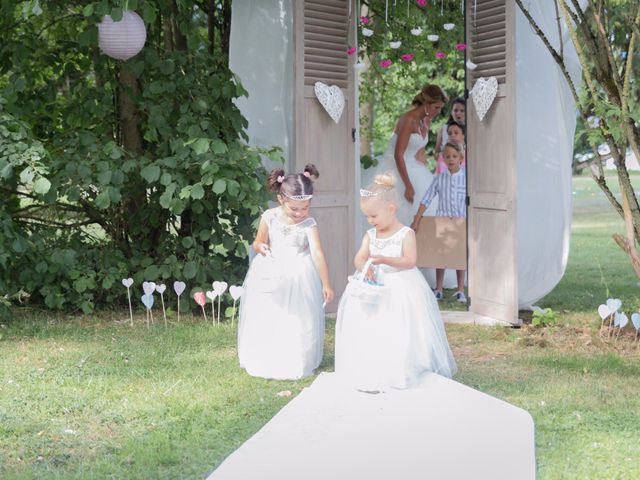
[[373, 172, 396, 189], [303, 164, 319, 181]]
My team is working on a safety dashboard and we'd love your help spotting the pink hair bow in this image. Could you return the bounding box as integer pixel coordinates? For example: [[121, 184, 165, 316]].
[[277, 175, 285, 183]]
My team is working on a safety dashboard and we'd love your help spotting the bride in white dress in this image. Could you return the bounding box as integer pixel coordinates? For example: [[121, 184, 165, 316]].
[[362, 84, 447, 223], [362, 84, 458, 289], [335, 173, 457, 392]]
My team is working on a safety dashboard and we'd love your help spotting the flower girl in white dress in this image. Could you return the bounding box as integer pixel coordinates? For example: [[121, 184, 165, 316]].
[[335, 173, 457, 392], [238, 165, 334, 380]]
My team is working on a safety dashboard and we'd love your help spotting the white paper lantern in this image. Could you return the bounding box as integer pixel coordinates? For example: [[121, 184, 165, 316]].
[[98, 10, 147, 61]]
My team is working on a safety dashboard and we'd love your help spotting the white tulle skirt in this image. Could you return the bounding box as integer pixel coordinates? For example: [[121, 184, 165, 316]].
[[335, 267, 457, 391], [238, 253, 325, 380]]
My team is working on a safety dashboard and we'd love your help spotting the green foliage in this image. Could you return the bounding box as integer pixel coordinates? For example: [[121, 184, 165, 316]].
[[358, 1, 465, 157], [0, 1, 280, 314], [531, 308, 558, 327]]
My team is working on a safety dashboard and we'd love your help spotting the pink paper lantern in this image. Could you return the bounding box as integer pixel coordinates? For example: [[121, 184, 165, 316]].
[[98, 10, 147, 61]]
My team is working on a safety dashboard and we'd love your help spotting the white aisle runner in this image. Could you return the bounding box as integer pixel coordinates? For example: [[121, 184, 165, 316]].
[[208, 373, 535, 480]]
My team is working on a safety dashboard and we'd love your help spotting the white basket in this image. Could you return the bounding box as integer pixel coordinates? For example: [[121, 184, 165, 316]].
[[346, 258, 387, 304]]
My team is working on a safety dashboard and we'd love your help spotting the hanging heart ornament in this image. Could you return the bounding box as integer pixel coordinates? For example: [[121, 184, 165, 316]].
[[471, 76, 498, 121], [314, 82, 345, 124]]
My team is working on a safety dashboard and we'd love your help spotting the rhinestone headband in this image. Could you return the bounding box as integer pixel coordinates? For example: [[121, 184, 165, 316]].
[[359, 188, 379, 198], [360, 187, 392, 197], [283, 192, 313, 201]]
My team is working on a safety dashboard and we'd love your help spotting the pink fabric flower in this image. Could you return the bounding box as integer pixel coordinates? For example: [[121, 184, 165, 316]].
[[379, 59, 393, 68], [455, 43, 467, 51], [347, 47, 357, 56], [360, 16, 370, 25], [416, 0, 427, 7], [400, 53, 415, 62], [435, 51, 446, 59]]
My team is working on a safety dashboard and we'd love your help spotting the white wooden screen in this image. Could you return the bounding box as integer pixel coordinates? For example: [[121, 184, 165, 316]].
[[294, 0, 356, 312], [467, 0, 519, 324]]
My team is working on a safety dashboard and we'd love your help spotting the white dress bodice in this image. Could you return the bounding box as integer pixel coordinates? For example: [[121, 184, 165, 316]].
[[367, 226, 411, 275], [264, 209, 317, 258], [383, 132, 429, 162]]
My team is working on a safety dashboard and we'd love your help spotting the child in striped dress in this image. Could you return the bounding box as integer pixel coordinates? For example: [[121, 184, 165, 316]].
[[410, 141, 467, 302]]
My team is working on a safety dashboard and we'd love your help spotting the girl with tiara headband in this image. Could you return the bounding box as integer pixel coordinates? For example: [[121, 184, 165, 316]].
[[238, 165, 334, 380], [335, 173, 456, 392]]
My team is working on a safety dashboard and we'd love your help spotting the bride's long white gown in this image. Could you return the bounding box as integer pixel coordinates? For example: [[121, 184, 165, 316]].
[[361, 132, 458, 289]]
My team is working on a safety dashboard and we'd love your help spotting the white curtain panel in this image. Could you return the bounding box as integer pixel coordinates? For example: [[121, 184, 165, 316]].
[[515, 0, 585, 308], [229, 0, 295, 169]]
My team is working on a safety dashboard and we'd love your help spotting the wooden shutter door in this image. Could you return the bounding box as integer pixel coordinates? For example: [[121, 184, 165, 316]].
[[293, 0, 356, 312], [466, 0, 518, 324]]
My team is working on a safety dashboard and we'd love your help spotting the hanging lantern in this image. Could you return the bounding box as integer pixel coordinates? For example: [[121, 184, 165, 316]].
[[98, 11, 147, 61]]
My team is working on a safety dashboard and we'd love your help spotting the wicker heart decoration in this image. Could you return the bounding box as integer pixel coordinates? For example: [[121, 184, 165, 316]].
[[314, 82, 345, 124], [471, 76, 498, 121]]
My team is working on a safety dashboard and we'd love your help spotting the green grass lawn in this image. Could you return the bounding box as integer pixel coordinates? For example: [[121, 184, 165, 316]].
[[1, 173, 640, 479]]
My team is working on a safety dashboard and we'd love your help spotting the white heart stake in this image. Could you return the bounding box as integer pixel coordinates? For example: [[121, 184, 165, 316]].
[[229, 285, 244, 326], [211, 281, 228, 324], [230, 285, 244, 301], [471, 76, 498, 121], [597, 304, 611, 320], [314, 82, 345, 124], [173, 281, 186, 322], [155, 284, 167, 327], [206, 290, 218, 324], [617, 312, 629, 329], [142, 281, 156, 296], [606, 298, 622, 313], [632, 313, 640, 342], [122, 278, 134, 326]]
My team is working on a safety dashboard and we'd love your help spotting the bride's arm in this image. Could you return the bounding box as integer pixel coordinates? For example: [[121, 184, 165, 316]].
[[394, 115, 416, 202]]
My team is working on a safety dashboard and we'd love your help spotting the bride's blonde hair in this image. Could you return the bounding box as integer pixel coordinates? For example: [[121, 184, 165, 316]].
[[361, 172, 399, 206]]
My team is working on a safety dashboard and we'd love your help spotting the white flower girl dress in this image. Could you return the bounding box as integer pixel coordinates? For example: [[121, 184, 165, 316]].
[[238, 209, 324, 380], [335, 226, 457, 391]]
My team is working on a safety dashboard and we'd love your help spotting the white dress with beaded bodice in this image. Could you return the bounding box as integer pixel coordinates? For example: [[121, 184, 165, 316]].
[[335, 226, 457, 391], [238, 208, 324, 380]]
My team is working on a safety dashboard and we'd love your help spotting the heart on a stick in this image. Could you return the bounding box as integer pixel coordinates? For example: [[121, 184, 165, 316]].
[[173, 281, 186, 296], [230, 285, 244, 301], [142, 281, 156, 295], [155, 284, 166, 294], [615, 311, 629, 329], [141, 293, 154, 309], [122, 278, 133, 288], [471, 76, 498, 121], [193, 292, 206, 307], [606, 298, 622, 313], [314, 82, 345, 124], [597, 304, 611, 320], [212, 281, 228, 295], [206, 290, 217, 301], [631, 313, 640, 330]]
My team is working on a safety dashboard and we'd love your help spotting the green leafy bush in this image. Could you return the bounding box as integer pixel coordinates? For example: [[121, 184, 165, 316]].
[[0, 1, 281, 314]]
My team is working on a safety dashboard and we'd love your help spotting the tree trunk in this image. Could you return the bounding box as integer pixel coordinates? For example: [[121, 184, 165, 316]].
[[172, 0, 188, 51], [208, 0, 216, 55], [118, 68, 143, 155]]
